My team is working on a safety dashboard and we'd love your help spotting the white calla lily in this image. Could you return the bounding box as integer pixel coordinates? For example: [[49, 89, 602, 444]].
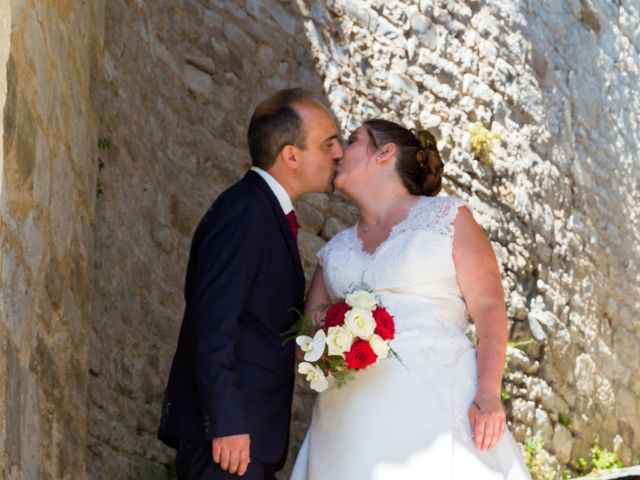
[[296, 335, 314, 352], [298, 362, 329, 392], [295, 329, 326, 362]]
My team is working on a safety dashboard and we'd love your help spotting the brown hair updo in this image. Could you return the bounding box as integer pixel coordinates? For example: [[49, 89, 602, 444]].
[[363, 119, 443, 196]]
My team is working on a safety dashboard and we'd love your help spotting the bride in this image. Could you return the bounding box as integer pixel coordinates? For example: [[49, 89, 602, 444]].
[[290, 119, 531, 479]]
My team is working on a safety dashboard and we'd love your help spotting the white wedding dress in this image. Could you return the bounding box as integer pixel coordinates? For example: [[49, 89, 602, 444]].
[[290, 196, 531, 480]]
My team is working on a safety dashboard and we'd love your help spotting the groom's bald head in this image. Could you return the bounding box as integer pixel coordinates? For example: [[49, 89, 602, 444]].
[[248, 88, 328, 170]]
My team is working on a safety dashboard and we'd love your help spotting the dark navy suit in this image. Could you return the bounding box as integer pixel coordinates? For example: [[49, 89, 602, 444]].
[[158, 171, 304, 479]]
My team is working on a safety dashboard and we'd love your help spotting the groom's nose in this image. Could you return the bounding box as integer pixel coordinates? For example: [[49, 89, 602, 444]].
[[331, 141, 344, 160]]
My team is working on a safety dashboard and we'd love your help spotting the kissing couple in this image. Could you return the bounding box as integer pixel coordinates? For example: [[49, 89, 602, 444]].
[[158, 88, 531, 480]]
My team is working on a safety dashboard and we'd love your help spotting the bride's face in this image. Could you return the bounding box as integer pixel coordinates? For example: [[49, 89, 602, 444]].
[[334, 126, 378, 193]]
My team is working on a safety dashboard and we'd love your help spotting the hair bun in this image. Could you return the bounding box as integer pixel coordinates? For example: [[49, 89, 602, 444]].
[[415, 129, 443, 196], [363, 119, 444, 197], [416, 130, 437, 151]]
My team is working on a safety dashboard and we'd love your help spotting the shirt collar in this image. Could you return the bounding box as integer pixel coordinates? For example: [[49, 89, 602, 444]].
[[250, 167, 294, 214]]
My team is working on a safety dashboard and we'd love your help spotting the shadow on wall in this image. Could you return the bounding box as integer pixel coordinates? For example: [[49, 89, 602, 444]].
[[90, 1, 333, 479]]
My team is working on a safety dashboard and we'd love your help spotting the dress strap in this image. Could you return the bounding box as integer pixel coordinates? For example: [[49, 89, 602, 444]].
[[395, 196, 467, 238]]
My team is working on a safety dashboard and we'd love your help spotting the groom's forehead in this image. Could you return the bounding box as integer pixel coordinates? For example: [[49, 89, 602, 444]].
[[293, 100, 331, 120], [295, 103, 337, 133]]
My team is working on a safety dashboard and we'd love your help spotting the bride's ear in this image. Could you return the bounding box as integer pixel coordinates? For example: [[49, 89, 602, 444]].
[[375, 143, 396, 164]]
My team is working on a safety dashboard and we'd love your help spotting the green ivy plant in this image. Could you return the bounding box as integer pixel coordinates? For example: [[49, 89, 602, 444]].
[[558, 413, 572, 430], [468, 122, 501, 166], [590, 444, 623, 471], [97, 138, 111, 197], [502, 338, 536, 400], [564, 443, 624, 478], [522, 435, 556, 480]]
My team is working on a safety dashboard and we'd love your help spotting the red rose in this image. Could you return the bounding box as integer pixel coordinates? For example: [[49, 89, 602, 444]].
[[373, 307, 395, 340], [324, 301, 350, 329], [344, 339, 378, 370]]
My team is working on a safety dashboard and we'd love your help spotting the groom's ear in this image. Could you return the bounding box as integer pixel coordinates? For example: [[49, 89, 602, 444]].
[[376, 143, 397, 164], [281, 144, 300, 170]]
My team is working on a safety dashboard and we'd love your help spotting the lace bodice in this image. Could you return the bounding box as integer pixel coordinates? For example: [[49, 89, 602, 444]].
[[318, 196, 469, 339]]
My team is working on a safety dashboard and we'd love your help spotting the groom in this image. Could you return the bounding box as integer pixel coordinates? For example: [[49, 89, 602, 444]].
[[158, 88, 343, 479]]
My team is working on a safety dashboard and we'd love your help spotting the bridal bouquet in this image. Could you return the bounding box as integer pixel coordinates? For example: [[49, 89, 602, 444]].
[[291, 288, 399, 392]]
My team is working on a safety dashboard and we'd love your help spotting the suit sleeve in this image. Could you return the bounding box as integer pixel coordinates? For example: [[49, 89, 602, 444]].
[[186, 195, 266, 439]]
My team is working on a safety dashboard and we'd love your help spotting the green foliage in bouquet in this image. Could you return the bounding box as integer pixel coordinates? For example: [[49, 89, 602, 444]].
[[318, 355, 354, 388], [282, 307, 314, 343]]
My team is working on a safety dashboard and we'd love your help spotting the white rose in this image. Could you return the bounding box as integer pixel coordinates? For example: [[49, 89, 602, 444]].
[[326, 326, 354, 357], [369, 334, 390, 360], [345, 290, 378, 311], [344, 308, 376, 339], [298, 362, 329, 392], [295, 330, 326, 362]]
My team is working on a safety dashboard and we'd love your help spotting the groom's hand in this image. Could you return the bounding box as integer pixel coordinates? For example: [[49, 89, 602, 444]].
[[212, 434, 251, 476]]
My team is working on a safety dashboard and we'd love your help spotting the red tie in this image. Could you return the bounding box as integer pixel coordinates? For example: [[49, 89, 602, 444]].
[[286, 210, 298, 240]]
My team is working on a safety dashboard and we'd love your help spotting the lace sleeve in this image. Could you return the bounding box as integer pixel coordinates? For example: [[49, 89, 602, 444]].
[[397, 196, 469, 238], [316, 243, 328, 267], [315, 227, 353, 268], [441, 197, 469, 237]]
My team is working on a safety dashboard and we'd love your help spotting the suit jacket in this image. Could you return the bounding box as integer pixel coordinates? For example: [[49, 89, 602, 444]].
[[158, 171, 305, 464]]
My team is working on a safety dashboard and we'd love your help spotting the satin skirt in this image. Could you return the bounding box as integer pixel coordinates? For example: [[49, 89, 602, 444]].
[[290, 334, 531, 480]]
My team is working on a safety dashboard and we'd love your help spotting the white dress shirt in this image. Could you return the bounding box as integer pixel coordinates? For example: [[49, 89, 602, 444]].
[[250, 167, 294, 215]]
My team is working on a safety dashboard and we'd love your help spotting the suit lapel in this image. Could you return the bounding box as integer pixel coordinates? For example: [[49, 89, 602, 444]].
[[243, 172, 305, 286]]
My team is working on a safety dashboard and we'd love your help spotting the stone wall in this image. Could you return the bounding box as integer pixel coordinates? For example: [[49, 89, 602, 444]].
[[0, 0, 638, 479], [296, 0, 640, 474], [0, 0, 104, 478], [90, 1, 638, 478], [88, 1, 326, 478]]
